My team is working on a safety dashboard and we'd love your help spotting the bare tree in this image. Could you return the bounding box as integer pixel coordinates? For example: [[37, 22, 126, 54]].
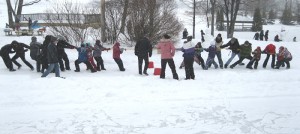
[[222, 0, 241, 38], [126, 0, 182, 43], [46, 1, 100, 45], [5, 0, 43, 29]]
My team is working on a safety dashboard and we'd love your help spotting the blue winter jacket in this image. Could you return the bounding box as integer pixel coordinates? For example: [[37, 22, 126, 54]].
[[181, 41, 195, 58], [77, 47, 88, 62]]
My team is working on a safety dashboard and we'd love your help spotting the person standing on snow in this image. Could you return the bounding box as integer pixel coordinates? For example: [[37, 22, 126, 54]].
[[220, 37, 243, 68], [229, 41, 253, 69], [113, 42, 126, 71], [253, 32, 259, 40], [275, 46, 292, 69], [201, 30, 205, 42], [11, 40, 34, 70], [40, 35, 52, 73], [264, 30, 269, 41], [156, 34, 179, 80], [41, 37, 61, 78], [30, 36, 42, 72], [56, 35, 76, 71], [74, 43, 96, 73], [247, 46, 262, 69], [204, 41, 219, 69], [262, 43, 276, 69], [259, 30, 264, 41], [182, 28, 188, 39], [135, 36, 152, 75], [93, 40, 110, 71], [215, 33, 224, 69], [181, 36, 195, 80], [0, 44, 16, 71]]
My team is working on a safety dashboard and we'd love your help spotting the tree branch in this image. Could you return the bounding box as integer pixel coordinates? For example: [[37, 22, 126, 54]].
[[22, 0, 41, 6]]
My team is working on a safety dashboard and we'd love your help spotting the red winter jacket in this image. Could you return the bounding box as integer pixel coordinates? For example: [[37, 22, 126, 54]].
[[113, 42, 121, 59], [156, 39, 176, 59], [263, 44, 276, 54]]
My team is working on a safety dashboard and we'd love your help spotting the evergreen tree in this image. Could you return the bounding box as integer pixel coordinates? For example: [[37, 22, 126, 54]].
[[268, 9, 276, 20], [281, 2, 293, 25], [252, 7, 263, 31]]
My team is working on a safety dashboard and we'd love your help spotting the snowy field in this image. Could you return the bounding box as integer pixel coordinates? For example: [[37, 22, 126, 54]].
[[1, 1, 300, 134]]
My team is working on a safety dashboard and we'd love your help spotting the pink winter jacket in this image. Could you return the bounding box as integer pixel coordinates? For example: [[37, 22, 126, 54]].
[[156, 39, 176, 59]]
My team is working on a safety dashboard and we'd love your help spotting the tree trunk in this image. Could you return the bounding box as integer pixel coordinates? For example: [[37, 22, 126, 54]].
[[210, 0, 216, 36], [101, 0, 106, 42], [223, 0, 241, 38], [148, 0, 156, 38], [120, 0, 129, 34], [16, 0, 24, 21], [6, 0, 14, 28]]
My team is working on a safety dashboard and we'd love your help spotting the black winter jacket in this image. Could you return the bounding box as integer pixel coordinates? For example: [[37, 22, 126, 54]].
[[47, 43, 59, 64], [220, 38, 240, 54], [12, 43, 30, 54], [57, 40, 75, 56], [135, 37, 152, 57], [0, 44, 14, 56]]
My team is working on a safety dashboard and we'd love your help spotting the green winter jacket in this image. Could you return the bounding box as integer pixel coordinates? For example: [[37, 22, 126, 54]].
[[239, 43, 252, 57]]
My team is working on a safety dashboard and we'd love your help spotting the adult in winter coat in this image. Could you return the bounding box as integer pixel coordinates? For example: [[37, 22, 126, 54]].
[[11, 40, 34, 70], [74, 43, 96, 73], [40, 35, 52, 73], [194, 42, 206, 70], [247, 46, 261, 69], [264, 30, 269, 41], [262, 43, 276, 68], [156, 34, 178, 80], [182, 28, 188, 39], [220, 37, 242, 68], [135, 36, 152, 75], [201, 30, 205, 42], [275, 46, 292, 69], [253, 32, 259, 40], [181, 36, 195, 80], [259, 30, 264, 41], [204, 41, 218, 69], [41, 37, 60, 77], [0, 44, 16, 71], [230, 41, 252, 69], [30, 36, 42, 72], [215, 34, 224, 68], [56, 36, 75, 71], [93, 40, 110, 71], [113, 42, 125, 71]]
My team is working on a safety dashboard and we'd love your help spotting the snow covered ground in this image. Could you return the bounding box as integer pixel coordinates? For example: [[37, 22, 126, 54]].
[[1, 1, 300, 134]]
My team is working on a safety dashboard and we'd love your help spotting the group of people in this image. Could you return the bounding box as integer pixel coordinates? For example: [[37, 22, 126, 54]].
[[155, 33, 292, 80], [0, 35, 127, 78], [0, 33, 293, 80], [253, 30, 269, 41]]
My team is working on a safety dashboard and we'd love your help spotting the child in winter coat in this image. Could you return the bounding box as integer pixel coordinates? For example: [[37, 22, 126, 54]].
[[113, 42, 125, 71], [230, 41, 252, 69], [30, 36, 42, 72], [204, 41, 218, 69], [74, 43, 96, 73], [93, 40, 110, 71], [262, 43, 276, 68], [156, 34, 179, 80], [275, 46, 292, 69], [194, 42, 207, 70], [86, 43, 97, 71], [247, 46, 261, 69], [215, 34, 224, 69], [181, 36, 195, 80]]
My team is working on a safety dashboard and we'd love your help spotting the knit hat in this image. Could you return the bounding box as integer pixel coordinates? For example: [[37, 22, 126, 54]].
[[11, 40, 18, 45], [31, 36, 37, 42]]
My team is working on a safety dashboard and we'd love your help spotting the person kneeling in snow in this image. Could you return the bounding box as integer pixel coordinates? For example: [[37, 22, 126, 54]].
[[113, 42, 125, 71], [275, 46, 292, 69]]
